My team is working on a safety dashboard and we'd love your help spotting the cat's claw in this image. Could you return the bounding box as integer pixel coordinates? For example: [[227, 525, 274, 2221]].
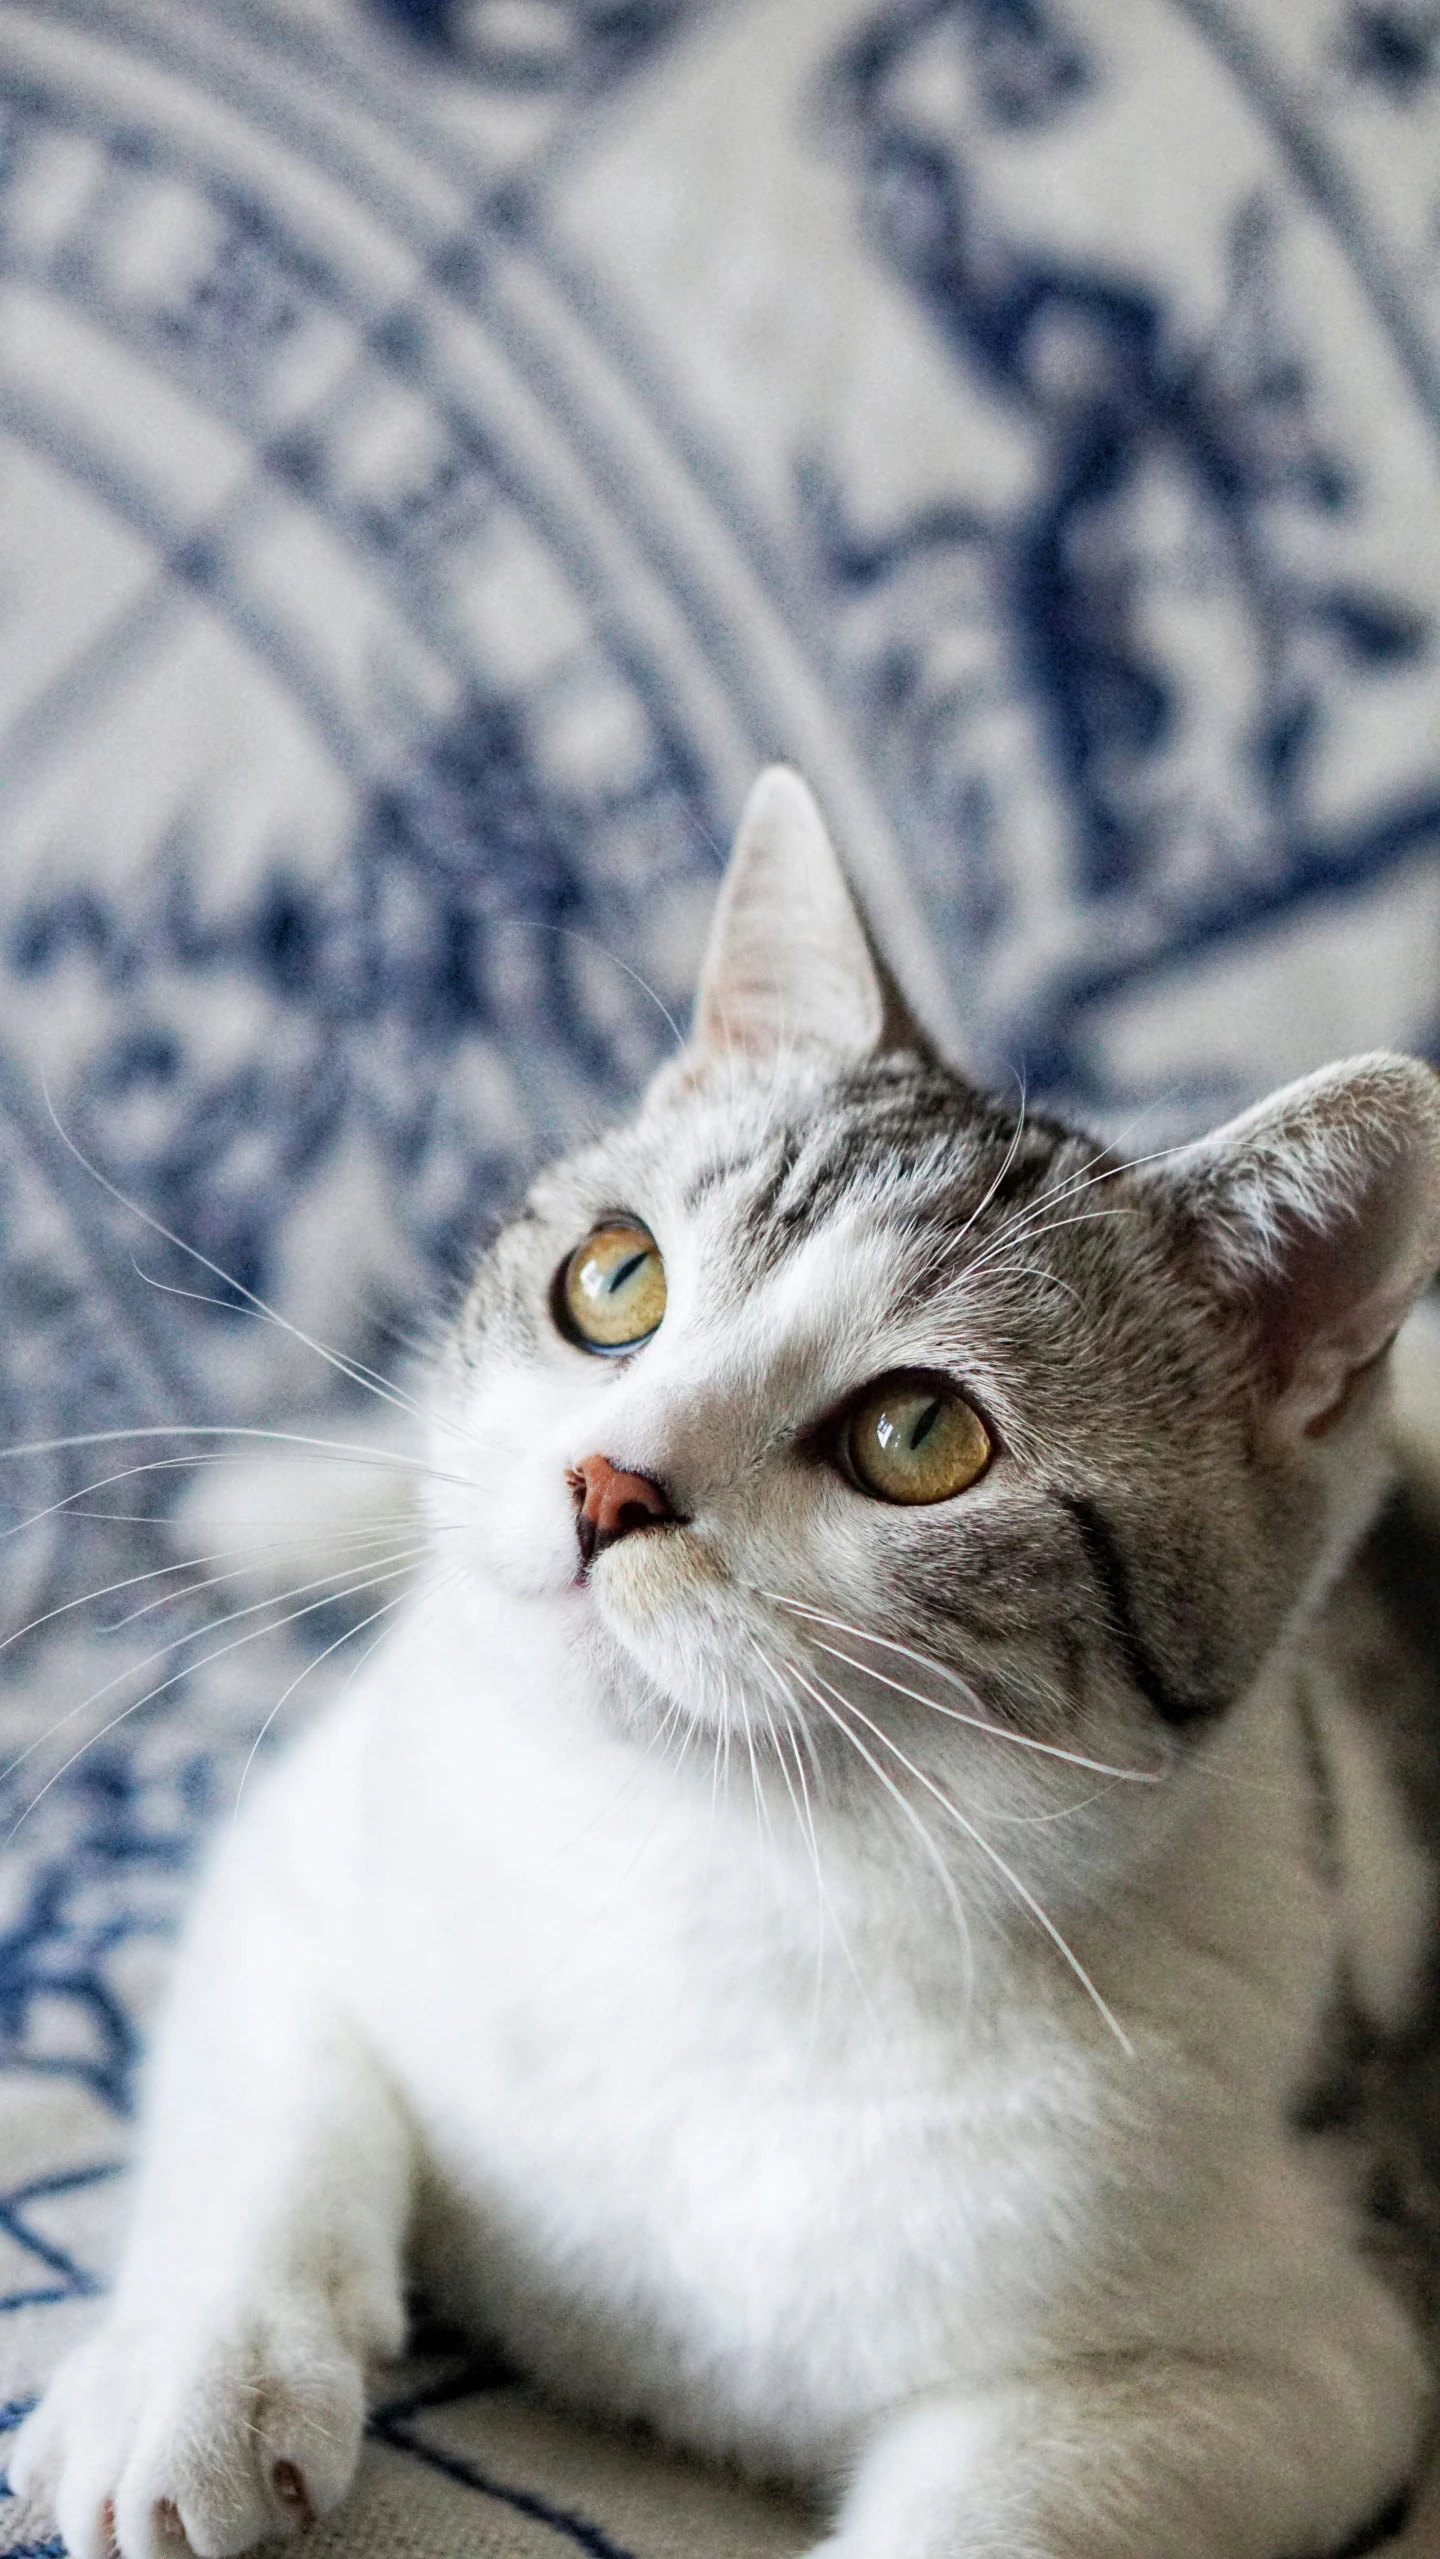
[[10, 2300, 364, 2559]]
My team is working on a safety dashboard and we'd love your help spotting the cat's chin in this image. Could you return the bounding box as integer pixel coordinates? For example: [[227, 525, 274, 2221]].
[[575, 1529, 743, 1723], [587, 1523, 726, 1625]]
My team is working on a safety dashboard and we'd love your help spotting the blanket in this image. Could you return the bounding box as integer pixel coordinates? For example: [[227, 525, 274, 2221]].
[[3, 2, 1440, 2550]]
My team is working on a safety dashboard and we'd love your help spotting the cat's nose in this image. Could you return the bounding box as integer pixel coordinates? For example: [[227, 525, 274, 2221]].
[[568, 1454, 675, 1567]]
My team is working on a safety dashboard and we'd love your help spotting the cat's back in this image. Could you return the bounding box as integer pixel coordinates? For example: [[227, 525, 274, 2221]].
[[1297, 1396, 1440, 2333], [1309, 1466, 1440, 2033]]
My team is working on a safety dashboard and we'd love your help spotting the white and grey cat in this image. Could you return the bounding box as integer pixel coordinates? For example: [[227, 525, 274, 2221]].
[[15, 768, 1440, 2559]]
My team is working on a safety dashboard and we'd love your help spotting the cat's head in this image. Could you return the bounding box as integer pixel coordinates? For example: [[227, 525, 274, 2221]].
[[437, 770, 1440, 1894]]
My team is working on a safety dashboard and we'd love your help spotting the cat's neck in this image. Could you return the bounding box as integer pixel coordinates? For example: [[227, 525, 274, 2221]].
[[399, 1570, 1332, 2078]]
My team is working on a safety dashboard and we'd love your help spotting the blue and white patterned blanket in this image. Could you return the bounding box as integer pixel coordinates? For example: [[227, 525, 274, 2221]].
[[2, 4, 1439, 2551]]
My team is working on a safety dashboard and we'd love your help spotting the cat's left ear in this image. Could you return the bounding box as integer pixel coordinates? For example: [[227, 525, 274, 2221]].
[[1161, 1053, 1440, 1440], [687, 767, 927, 1062]]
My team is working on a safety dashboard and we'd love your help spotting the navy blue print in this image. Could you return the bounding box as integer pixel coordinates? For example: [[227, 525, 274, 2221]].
[[820, 8, 1440, 1094], [370, 2407, 644, 2559], [0, 1, 1438, 2547], [0, 2171, 120, 2318], [366, 0, 687, 89], [1339, 4, 1440, 96]]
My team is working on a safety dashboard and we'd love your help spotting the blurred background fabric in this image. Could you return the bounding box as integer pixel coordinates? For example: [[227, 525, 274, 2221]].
[[3, 2, 1440, 2550]]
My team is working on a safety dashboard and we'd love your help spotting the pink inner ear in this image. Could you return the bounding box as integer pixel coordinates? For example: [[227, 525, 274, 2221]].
[[1170, 1054, 1440, 1443], [688, 767, 890, 1064], [1249, 1169, 1421, 1435]]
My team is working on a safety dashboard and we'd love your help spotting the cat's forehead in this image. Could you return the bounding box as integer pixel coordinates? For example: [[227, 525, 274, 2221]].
[[503, 1056, 1149, 1460], [648, 1057, 1086, 1270], [525, 1059, 1105, 1345]]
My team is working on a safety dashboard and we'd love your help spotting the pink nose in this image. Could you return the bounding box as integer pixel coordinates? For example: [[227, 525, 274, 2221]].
[[568, 1454, 675, 1566]]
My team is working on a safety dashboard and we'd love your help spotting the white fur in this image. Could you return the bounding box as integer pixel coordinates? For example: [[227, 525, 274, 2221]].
[[14, 776, 1440, 2558], [15, 1237, 1433, 2556], [12, 1565, 1428, 2558]]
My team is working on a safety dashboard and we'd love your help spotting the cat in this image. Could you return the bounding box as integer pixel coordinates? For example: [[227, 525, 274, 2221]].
[[13, 766, 1440, 2559]]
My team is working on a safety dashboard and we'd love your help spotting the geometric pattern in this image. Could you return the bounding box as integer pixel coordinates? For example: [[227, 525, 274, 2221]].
[[3, 2, 1440, 2549]]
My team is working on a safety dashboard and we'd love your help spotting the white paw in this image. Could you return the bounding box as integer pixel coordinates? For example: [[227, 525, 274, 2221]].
[[10, 2294, 366, 2558]]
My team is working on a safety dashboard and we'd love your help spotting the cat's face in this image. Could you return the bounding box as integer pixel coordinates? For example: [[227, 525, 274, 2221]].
[[434, 772, 1440, 1899]]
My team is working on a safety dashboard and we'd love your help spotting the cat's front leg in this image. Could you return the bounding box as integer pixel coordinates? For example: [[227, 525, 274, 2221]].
[[10, 1861, 412, 2559], [809, 2301, 1430, 2559]]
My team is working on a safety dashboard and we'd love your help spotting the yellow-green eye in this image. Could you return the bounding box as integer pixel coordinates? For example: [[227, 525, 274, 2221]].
[[845, 1375, 992, 1504], [557, 1222, 667, 1353]]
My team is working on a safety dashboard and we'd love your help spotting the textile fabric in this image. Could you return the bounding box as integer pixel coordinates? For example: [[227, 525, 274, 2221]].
[[2, 2, 1440, 2549]]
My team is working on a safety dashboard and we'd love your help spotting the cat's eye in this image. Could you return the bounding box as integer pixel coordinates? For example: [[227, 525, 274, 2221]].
[[844, 1374, 992, 1505], [556, 1221, 667, 1353]]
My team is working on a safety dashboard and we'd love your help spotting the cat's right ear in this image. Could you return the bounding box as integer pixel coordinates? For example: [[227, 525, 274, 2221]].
[[683, 767, 925, 1065], [1160, 1053, 1440, 1444]]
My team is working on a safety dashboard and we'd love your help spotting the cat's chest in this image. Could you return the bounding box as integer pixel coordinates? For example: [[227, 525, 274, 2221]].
[[334, 1738, 1113, 2442], [397, 1936, 1102, 2456]]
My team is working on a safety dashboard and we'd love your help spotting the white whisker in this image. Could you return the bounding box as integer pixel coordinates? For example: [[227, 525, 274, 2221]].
[[512, 919, 686, 1053], [777, 1652, 974, 1997], [945, 1081, 1031, 1256], [0, 1430, 473, 1553], [750, 1640, 877, 2022], [956, 1207, 1128, 1298], [231, 1579, 421, 1819], [811, 1665, 1134, 2057], [748, 1648, 820, 1875], [954, 1123, 1199, 1294], [740, 1677, 774, 1861], [763, 1595, 1162, 1783], [811, 1636, 1164, 1788], [3, 1554, 426, 1841], [0, 1544, 254, 1660], [103, 1525, 423, 1631], [0, 1422, 467, 1478], [0, 1543, 429, 1792], [41, 1090, 468, 1444]]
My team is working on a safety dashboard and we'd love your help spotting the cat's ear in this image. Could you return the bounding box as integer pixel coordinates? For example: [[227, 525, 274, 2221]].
[[1163, 1054, 1440, 1439], [690, 767, 924, 1061]]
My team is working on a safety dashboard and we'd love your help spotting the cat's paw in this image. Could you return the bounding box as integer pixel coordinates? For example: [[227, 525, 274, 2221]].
[[10, 2294, 366, 2558]]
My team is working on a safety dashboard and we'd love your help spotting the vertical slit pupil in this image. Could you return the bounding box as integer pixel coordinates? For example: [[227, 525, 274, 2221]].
[[606, 1251, 647, 1296], [909, 1400, 942, 1452]]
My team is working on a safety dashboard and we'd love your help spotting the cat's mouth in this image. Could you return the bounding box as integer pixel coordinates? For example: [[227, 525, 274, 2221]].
[[583, 1521, 726, 1625], [573, 1513, 681, 1579]]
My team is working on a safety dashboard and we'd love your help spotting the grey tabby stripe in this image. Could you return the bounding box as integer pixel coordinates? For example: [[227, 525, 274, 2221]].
[[1058, 1495, 1218, 1729], [1293, 1679, 1343, 1892]]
